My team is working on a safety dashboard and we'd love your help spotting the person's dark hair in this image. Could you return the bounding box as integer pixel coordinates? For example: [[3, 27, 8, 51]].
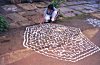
[[48, 4, 54, 10]]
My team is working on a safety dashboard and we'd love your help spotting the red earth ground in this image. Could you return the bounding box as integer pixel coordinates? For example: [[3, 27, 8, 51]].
[[0, 15, 100, 65]]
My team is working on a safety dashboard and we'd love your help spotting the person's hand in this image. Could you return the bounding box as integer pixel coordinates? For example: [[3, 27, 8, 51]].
[[51, 18, 56, 22], [39, 14, 45, 24]]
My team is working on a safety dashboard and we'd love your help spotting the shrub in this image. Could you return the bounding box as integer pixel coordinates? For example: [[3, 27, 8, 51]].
[[51, 0, 65, 8], [0, 16, 9, 32]]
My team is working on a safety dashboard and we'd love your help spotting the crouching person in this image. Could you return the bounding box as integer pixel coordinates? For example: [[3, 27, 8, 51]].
[[44, 4, 58, 23]]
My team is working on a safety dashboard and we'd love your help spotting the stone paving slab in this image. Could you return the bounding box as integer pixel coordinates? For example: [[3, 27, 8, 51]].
[[77, 1, 90, 4], [38, 2, 100, 17], [86, 8, 98, 12], [38, 8, 45, 14], [91, 13, 100, 19], [18, 8, 45, 16], [70, 5, 97, 10], [59, 3, 67, 7], [83, 6, 96, 9], [1, 5, 22, 13], [69, 5, 98, 13], [77, 5, 89, 9], [33, 2, 47, 8], [59, 7, 73, 12], [18, 10, 43, 24], [17, 3, 37, 11], [90, 1, 97, 4], [65, 6, 83, 15], [6, 13, 30, 28], [73, 10, 83, 15], [81, 6, 98, 13], [82, 6, 97, 13], [65, 1, 90, 6], [59, 7, 82, 17], [69, 6, 83, 11], [59, 7, 76, 17], [81, 10, 94, 14], [62, 12, 75, 17], [6, 13, 28, 22], [66, 2, 77, 6], [85, 4, 100, 9], [18, 11, 36, 16]]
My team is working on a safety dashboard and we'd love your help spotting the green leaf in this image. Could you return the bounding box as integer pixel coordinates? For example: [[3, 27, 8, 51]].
[[0, 16, 9, 32], [51, 0, 65, 8]]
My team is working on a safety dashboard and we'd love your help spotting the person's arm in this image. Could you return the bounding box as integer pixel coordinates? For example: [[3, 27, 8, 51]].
[[44, 8, 47, 17], [54, 7, 58, 12], [51, 7, 58, 21]]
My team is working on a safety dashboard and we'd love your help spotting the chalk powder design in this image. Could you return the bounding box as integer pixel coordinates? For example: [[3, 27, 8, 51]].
[[23, 23, 100, 62], [86, 18, 100, 27]]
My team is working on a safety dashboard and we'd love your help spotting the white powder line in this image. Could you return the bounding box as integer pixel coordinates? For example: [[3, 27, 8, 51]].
[[23, 23, 100, 62]]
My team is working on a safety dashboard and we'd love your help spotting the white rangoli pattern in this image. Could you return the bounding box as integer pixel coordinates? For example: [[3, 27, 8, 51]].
[[23, 23, 100, 62], [86, 18, 100, 27]]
